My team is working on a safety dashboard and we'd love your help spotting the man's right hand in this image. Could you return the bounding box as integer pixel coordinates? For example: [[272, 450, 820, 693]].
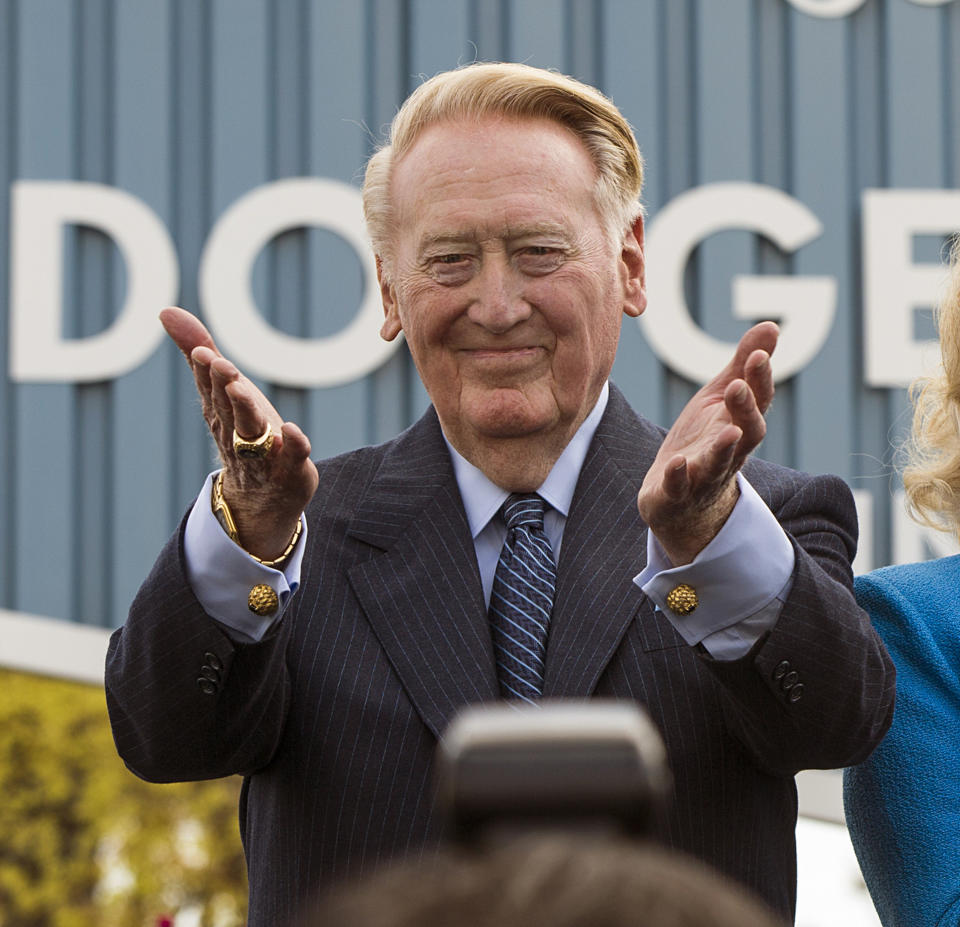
[[161, 306, 319, 562]]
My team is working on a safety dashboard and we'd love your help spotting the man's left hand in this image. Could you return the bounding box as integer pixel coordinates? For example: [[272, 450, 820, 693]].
[[637, 321, 778, 565]]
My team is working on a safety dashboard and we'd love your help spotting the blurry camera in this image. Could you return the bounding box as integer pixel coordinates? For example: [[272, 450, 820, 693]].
[[437, 700, 672, 846]]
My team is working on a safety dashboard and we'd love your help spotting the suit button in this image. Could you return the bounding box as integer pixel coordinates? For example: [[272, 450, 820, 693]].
[[788, 684, 805, 703], [781, 671, 799, 690], [197, 677, 217, 695], [204, 651, 223, 672], [200, 665, 221, 683], [772, 660, 790, 681], [665, 584, 698, 615]]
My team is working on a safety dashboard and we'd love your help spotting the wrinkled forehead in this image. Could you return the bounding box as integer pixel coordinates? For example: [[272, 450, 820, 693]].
[[389, 117, 601, 241]]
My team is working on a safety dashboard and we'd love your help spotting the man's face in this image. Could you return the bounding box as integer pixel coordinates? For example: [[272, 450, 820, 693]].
[[378, 116, 646, 470]]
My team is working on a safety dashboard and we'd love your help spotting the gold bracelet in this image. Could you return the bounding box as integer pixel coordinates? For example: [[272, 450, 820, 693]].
[[211, 470, 240, 543], [211, 471, 303, 568]]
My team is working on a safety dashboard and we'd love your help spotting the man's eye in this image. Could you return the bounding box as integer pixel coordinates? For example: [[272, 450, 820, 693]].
[[429, 254, 474, 284], [518, 247, 564, 272]]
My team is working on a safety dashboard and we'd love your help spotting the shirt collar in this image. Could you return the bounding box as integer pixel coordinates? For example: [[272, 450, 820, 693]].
[[444, 382, 610, 539]]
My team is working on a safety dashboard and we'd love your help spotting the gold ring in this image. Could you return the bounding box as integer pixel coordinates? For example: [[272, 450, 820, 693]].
[[233, 423, 274, 459]]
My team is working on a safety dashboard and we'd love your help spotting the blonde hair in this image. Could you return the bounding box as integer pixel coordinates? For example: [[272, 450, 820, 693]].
[[902, 238, 960, 539], [362, 62, 644, 265]]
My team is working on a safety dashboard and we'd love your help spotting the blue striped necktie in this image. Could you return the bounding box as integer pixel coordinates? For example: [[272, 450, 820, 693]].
[[488, 493, 556, 703]]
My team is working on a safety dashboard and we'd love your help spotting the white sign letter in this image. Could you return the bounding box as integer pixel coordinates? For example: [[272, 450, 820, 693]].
[[10, 181, 178, 382], [643, 182, 836, 384], [786, 0, 951, 17], [199, 178, 398, 388], [863, 189, 960, 388], [784, 0, 867, 17]]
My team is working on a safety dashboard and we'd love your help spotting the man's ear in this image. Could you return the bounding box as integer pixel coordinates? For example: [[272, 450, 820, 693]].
[[621, 214, 647, 319], [377, 255, 403, 341]]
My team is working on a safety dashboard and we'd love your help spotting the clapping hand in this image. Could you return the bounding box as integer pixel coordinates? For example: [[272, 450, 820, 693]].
[[636, 321, 778, 566], [161, 307, 319, 562]]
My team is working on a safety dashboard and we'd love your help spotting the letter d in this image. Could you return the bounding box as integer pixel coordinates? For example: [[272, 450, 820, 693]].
[[10, 181, 178, 382]]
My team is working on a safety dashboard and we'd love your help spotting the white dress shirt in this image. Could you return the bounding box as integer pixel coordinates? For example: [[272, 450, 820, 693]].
[[184, 382, 794, 658]]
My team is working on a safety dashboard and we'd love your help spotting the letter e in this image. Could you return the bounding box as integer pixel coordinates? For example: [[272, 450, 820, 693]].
[[862, 189, 960, 388]]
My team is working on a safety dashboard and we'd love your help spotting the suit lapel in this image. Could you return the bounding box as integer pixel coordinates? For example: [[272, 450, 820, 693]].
[[346, 410, 498, 740], [543, 386, 664, 697], [344, 387, 666, 727]]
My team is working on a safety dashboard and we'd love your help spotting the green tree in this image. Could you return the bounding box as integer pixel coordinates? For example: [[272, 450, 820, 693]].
[[0, 669, 247, 927]]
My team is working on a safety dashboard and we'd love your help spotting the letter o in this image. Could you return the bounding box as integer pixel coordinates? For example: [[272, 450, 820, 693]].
[[199, 178, 399, 388]]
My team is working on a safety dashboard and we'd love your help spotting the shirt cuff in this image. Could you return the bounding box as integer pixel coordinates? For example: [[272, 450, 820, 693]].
[[634, 473, 795, 658], [183, 470, 307, 642]]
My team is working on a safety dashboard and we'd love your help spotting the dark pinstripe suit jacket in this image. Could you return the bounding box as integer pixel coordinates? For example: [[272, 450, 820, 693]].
[[106, 385, 894, 925]]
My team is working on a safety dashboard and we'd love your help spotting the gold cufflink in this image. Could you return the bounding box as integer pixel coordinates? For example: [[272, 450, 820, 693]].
[[248, 583, 279, 616], [665, 583, 698, 616]]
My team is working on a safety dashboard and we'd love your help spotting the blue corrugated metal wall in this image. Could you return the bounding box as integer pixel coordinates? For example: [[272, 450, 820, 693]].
[[1, 0, 958, 632]]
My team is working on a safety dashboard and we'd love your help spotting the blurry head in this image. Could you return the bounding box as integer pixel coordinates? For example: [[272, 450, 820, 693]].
[[902, 239, 960, 538], [363, 61, 644, 268], [305, 835, 783, 927]]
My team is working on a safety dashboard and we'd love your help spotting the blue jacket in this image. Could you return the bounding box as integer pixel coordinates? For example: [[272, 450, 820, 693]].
[[845, 557, 960, 926]]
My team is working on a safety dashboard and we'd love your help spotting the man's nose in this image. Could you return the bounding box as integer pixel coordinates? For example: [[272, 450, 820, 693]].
[[467, 257, 532, 331]]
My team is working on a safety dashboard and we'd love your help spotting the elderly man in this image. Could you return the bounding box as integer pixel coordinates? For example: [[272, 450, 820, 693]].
[[106, 63, 893, 925]]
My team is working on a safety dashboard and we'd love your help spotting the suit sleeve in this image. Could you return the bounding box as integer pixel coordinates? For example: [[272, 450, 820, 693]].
[[843, 570, 960, 927], [104, 523, 293, 782], [701, 472, 895, 775]]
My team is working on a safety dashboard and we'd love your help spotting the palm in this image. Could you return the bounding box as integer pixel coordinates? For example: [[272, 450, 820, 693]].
[[638, 322, 778, 564]]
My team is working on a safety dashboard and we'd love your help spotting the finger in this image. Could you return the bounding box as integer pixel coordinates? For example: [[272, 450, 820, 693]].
[[661, 455, 690, 499], [685, 429, 740, 496], [739, 321, 778, 361], [709, 425, 742, 465], [160, 307, 220, 361], [279, 421, 312, 462], [723, 379, 757, 422], [716, 322, 779, 386], [224, 376, 279, 444], [743, 349, 774, 413], [209, 357, 242, 446], [723, 379, 765, 455], [189, 346, 216, 420]]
